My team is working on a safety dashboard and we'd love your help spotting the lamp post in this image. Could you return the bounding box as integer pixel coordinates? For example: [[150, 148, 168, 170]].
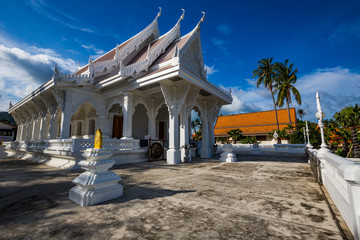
[[315, 92, 330, 153]]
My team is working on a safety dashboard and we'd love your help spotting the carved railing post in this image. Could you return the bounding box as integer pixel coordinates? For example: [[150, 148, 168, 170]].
[[316, 92, 330, 154]]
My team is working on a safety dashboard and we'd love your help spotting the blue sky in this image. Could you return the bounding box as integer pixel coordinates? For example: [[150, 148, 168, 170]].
[[0, 0, 359, 122]]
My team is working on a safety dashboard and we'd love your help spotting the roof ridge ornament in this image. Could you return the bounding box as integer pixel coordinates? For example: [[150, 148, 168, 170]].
[[196, 11, 205, 30], [146, 44, 151, 60], [173, 41, 179, 58], [154, 7, 161, 23], [176, 9, 185, 26]]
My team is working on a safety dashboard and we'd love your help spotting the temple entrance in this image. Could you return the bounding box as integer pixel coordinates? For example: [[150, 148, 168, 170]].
[[112, 116, 123, 139]]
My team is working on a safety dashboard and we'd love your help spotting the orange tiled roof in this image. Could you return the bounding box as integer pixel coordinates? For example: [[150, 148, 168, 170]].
[[214, 108, 296, 136]]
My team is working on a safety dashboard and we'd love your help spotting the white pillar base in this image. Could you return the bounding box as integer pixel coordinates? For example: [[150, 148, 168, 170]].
[[69, 148, 123, 206], [167, 149, 181, 164], [201, 146, 211, 159], [219, 144, 237, 162]]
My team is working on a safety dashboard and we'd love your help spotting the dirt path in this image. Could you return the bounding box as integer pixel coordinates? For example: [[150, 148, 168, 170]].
[[0, 156, 342, 239]]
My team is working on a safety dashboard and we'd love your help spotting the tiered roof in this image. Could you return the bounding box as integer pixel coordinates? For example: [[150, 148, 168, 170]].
[[214, 108, 296, 137]]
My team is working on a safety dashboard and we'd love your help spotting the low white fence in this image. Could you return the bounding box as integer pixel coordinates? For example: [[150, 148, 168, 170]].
[[4, 138, 140, 155], [216, 143, 306, 155], [308, 148, 360, 239]]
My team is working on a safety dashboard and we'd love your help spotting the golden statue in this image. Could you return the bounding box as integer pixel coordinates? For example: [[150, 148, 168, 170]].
[[94, 129, 103, 149]]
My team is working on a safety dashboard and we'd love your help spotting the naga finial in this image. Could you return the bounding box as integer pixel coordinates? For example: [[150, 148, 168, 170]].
[[196, 11, 206, 30], [154, 7, 162, 22], [176, 9, 185, 25], [54, 63, 59, 74]]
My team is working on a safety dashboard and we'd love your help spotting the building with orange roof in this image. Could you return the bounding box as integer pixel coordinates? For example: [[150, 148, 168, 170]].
[[7, 9, 232, 168], [214, 108, 296, 143]]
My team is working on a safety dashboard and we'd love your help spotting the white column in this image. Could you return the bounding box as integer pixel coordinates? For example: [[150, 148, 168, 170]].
[[81, 120, 87, 138], [201, 117, 211, 158], [209, 120, 215, 149], [122, 92, 133, 139], [16, 124, 22, 141], [167, 108, 181, 164], [31, 119, 37, 140], [180, 112, 191, 162], [48, 113, 57, 139], [21, 123, 27, 140], [59, 102, 71, 139], [99, 116, 110, 138], [39, 116, 47, 139], [148, 111, 157, 138]]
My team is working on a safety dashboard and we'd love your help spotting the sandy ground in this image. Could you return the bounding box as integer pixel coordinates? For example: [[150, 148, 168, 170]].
[[0, 154, 343, 240]]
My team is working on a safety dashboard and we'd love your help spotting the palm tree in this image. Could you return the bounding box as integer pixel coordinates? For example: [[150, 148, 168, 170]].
[[274, 59, 301, 130], [252, 57, 281, 143], [227, 129, 244, 143], [334, 104, 360, 158], [297, 108, 306, 120]]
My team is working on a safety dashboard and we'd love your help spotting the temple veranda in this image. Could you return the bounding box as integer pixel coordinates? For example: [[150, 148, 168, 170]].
[[6, 9, 232, 169]]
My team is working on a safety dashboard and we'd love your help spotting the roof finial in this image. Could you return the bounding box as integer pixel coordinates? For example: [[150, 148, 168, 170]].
[[154, 7, 161, 22], [54, 63, 59, 74], [76, 61, 80, 70], [88, 56, 93, 64], [176, 9, 185, 25], [196, 11, 205, 30]]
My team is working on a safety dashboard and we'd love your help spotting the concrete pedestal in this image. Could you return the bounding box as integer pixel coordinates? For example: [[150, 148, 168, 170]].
[[69, 148, 123, 206], [219, 144, 236, 162]]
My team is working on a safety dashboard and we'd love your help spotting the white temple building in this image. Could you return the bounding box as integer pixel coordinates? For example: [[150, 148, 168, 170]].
[[7, 9, 232, 168]]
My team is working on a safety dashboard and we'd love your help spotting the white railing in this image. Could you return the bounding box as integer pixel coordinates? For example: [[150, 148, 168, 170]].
[[59, 73, 91, 84], [216, 143, 306, 154], [4, 138, 141, 154], [309, 148, 360, 239]]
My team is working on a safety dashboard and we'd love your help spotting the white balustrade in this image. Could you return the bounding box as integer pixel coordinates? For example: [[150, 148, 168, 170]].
[[309, 148, 360, 239], [216, 143, 306, 155], [5, 138, 140, 155]]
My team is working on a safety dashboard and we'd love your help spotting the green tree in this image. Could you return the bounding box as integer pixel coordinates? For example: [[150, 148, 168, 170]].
[[297, 108, 306, 120], [274, 59, 301, 130], [191, 118, 202, 141], [334, 104, 360, 158], [253, 57, 281, 143], [227, 129, 244, 143]]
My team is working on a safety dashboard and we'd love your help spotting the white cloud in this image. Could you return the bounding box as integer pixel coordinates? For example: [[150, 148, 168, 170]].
[[217, 24, 232, 35], [205, 65, 219, 76], [328, 17, 360, 43], [0, 44, 76, 111], [28, 0, 94, 33], [81, 44, 105, 59], [220, 67, 360, 122]]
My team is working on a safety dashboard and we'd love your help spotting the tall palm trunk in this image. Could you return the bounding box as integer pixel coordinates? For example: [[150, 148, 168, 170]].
[[271, 91, 281, 144], [286, 98, 293, 133], [351, 127, 360, 158]]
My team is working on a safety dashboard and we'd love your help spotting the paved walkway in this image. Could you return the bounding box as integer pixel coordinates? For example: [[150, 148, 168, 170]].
[[0, 155, 342, 239]]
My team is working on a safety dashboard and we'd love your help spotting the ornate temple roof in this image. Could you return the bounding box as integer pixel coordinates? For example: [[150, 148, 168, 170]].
[[9, 9, 232, 114], [214, 108, 296, 137]]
